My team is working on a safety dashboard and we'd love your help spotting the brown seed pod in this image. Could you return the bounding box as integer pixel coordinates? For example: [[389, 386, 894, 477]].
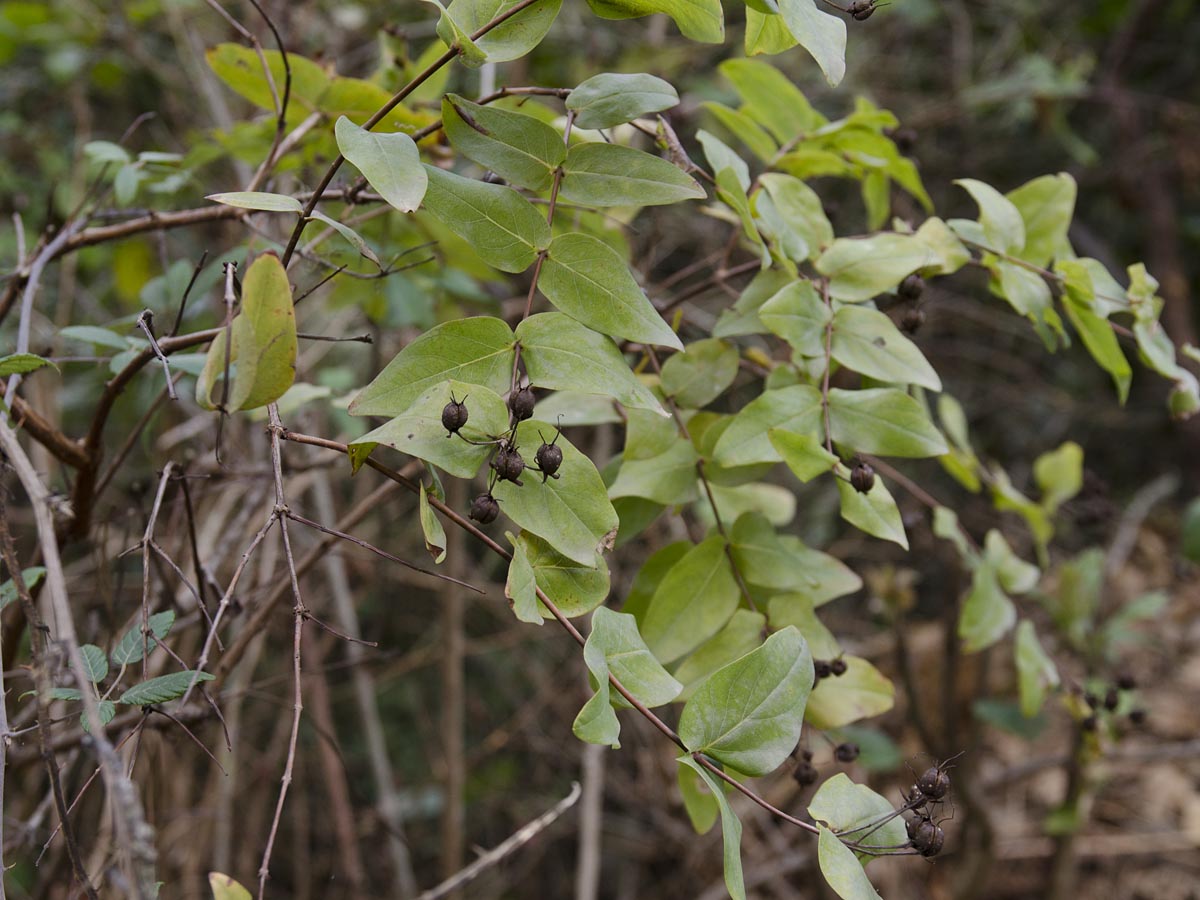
[[813, 659, 833, 681], [508, 385, 536, 422], [491, 444, 526, 486], [1103, 688, 1120, 711], [1116, 673, 1136, 691], [441, 394, 469, 436], [916, 765, 951, 801], [848, 0, 879, 20], [830, 657, 848, 677], [792, 761, 819, 786], [468, 492, 500, 525], [835, 742, 860, 763], [900, 307, 926, 334], [850, 462, 876, 494], [898, 273, 925, 302], [908, 818, 945, 857], [1128, 708, 1147, 726]]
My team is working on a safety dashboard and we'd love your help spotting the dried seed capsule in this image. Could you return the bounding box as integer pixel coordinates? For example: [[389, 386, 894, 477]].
[[813, 659, 833, 681], [1081, 715, 1098, 732], [1104, 688, 1120, 711], [491, 445, 526, 486], [801, 748, 814, 762], [916, 765, 951, 801], [830, 657, 848, 677], [1116, 673, 1136, 691], [535, 441, 563, 480], [468, 493, 499, 525], [441, 395, 469, 436], [900, 307, 926, 334], [909, 819, 945, 857], [791, 761, 818, 786], [835, 742, 860, 763], [898, 273, 925, 301], [850, 462, 876, 494], [1128, 708, 1147, 726], [849, 0, 877, 19], [508, 385, 536, 422]]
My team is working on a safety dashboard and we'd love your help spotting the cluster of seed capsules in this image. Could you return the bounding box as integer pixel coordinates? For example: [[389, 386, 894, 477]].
[[901, 761, 954, 858], [440, 386, 564, 525]]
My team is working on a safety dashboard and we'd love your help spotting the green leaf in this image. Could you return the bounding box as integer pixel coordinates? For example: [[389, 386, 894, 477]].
[[676, 757, 745, 900], [805, 657, 894, 729], [770, 430, 837, 482], [777, 0, 847, 87], [816, 234, 933, 303], [196, 253, 297, 411], [442, 95, 563, 192], [559, 142, 705, 208], [1015, 620, 1059, 717], [625, 540, 691, 620], [492, 420, 619, 566], [817, 826, 882, 900], [80, 699, 117, 734], [1008, 173, 1076, 268], [206, 191, 302, 214], [959, 564, 1016, 653], [714, 384, 824, 467], [994, 259, 1053, 319], [767, 594, 840, 659], [516, 313, 666, 415], [585, 0, 724, 43], [719, 59, 821, 142], [111, 610, 177, 667], [540, 233, 682, 349], [427, 0, 487, 65], [698, 131, 750, 191], [679, 626, 812, 776], [350, 316, 515, 418], [518, 531, 610, 617], [1034, 441, 1083, 512], [333, 116, 427, 214], [118, 670, 214, 706], [58, 325, 130, 350], [307, 211, 382, 267], [759, 280, 829, 357], [420, 164, 550, 272], [745, 8, 799, 56], [566, 73, 679, 129], [955, 178, 1025, 254], [505, 532, 543, 624], [912, 217, 971, 275], [983, 530, 1039, 594], [828, 388, 948, 458], [731, 512, 861, 602], [673, 609, 767, 699], [351, 381, 509, 478], [205, 44, 329, 120], [660, 339, 738, 408], [831, 305, 941, 391], [809, 773, 907, 861], [445, 0, 563, 62], [1183, 498, 1200, 564], [80, 644, 108, 684], [48, 687, 82, 702], [574, 608, 681, 747], [419, 483, 448, 563], [703, 101, 778, 163], [836, 467, 908, 548], [677, 758, 721, 834], [0, 353, 56, 377], [1057, 259, 1131, 402], [639, 535, 741, 664], [715, 167, 769, 264], [759, 174, 833, 260], [0, 567, 45, 612], [209, 872, 254, 900], [609, 438, 700, 506]]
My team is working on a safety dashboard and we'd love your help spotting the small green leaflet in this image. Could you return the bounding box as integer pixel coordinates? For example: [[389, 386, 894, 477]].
[[770, 430, 837, 482], [1007, 173, 1076, 268], [559, 142, 705, 208], [1015, 620, 1059, 717], [805, 656, 894, 729], [80, 645, 109, 683], [566, 73, 679, 129], [831, 305, 941, 391], [585, 0, 724, 43], [209, 873, 254, 900], [827, 388, 948, 458], [955, 178, 1025, 254], [958, 563, 1016, 653], [678, 626, 813, 776], [118, 670, 214, 706], [809, 773, 907, 862], [111, 610, 177, 666], [516, 531, 610, 618], [574, 608, 681, 747], [0, 353, 56, 377], [206, 191, 303, 213], [660, 338, 738, 407], [817, 826, 883, 900], [419, 483, 448, 563], [777, 0, 847, 87], [349, 317, 516, 418], [0, 567, 46, 611], [713, 384, 824, 467], [444, 0, 563, 63], [816, 234, 933, 303], [420, 164, 550, 272], [835, 466, 908, 548], [504, 531, 543, 624], [539, 233, 682, 349], [677, 757, 746, 900], [639, 534, 741, 664]]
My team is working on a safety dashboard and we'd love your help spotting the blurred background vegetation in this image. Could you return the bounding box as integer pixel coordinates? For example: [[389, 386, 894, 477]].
[[1, 1, 1197, 898]]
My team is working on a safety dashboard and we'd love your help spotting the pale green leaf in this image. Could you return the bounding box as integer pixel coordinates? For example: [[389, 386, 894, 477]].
[[566, 72, 678, 129], [745, 8, 799, 56], [759, 174, 833, 260], [609, 439, 700, 506], [955, 178, 1025, 254], [719, 59, 821, 141], [767, 594, 840, 659], [678, 758, 721, 834], [80, 645, 108, 684], [518, 531, 610, 617], [349, 316, 515, 418], [420, 164, 550, 272], [959, 564, 1016, 653], [817, 826, 883, 900], [731, 512, 861, 602], [678, 626, 812, 776], [828, 388, 948, 458], [1015, 620, 1059, 717], [540, 233, 682, 348], [660, 338, 738, 407], [639, 535, 740, 664], [505, 531, 543, 624], [441, 94, 563, 191], [560, 142, 705, 208], [419, 483, 448, 563], [585, 0, 724, 42], [777, 0, 846, 87], [1007, 173, 1076, 268], [770, 430, 838, 482], [831, 305, 941, 390], [0, 353, 55, 377], [805, 656, 894, 729], [445, 0, 563, 62], [816, 234, 933, 303], [516, 313, 666, 415], [492, 419, 619, 566], [209, 872, 253, 900], [983, 530, 1039, 594], [673, 610, 767, 699], [206, 191, 302, 213], [836, 467, 908, 548], [714, 384, 824, 467], [1034, 441, 1083, 512], [677, 757, 745, 900], [759, 280, 829, 357], [0, 567, 45, 612], [809, 773, 907, 861], [307, 210, 382, 267]]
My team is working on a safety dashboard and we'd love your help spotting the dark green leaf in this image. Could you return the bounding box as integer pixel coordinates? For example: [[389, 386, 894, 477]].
[[828, 388, 948, 458], [118, 670, 214, 706], [566, 73, 679, 129], [660, 339, 739, 408], [111, 610, 177, 667], [676, 757, 745, 899], [639, 535, 740, 664], [0, 567, 45, 612], [80, 645, 108, 684], [559, 142, 705, 208], [442, 95, 563, 191]]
